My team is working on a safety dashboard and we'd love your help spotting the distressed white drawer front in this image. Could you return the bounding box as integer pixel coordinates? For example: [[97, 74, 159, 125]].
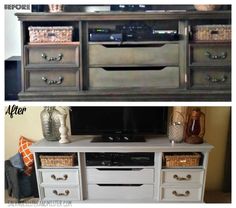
[[87, 168, 154, 184], [160, 187, 202, 202], [88, 184, 153, 200], [41, 169, 79, 185], [43, 187, 80, 201], [161, 169, 204, 185]]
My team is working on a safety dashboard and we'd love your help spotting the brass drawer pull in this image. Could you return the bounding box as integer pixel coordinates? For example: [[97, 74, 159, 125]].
[[53, 190, 70, 196], [51, 174, 68, 181], [41, 53, 63, 62], [173, 174, 191, 181], [172, 190, 190, 197], [205, 51, 227, 60], [42, 76, 63, 85], [206, 75, 227, 83]]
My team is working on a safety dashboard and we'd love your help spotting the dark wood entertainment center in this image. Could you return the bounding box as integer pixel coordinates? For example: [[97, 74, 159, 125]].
[[16, 8, 231, 101]]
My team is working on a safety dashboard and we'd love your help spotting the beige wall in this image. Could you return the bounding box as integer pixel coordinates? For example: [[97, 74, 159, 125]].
[[4, 106, 71, 159], [5, 107, 43, 159], [204, 107, 231, 191], [5, 106, 231, 191]]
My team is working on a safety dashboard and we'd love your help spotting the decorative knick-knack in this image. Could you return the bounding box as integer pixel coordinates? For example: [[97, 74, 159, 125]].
[[58, 113, 70, 144], [48, 4, 63, 13], [40, 107, 61, 141], [185, 108, 205, 144], [168, 111, 185, 143]]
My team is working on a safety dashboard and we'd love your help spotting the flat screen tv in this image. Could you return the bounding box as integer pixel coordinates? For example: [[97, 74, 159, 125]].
[[69, 107, 168, 142]]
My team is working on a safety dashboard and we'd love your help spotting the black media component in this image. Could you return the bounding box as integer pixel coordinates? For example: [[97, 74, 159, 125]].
[[89, 33, 123, 42], [86, 152, 154, 166], [152, 30, 179, 41], [116, 23, 179, 41], [116, 23, 153, 41], [89, 28, 123, 42]]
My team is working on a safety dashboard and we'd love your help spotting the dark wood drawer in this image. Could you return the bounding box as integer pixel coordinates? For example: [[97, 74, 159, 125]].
[[190, 68, 230, 89], [25, 44, 79, 68], [89, 67, 179, 89], [189, 44, 231, 66], [89, 44, 179, 66], [26, 69, 79, 91]]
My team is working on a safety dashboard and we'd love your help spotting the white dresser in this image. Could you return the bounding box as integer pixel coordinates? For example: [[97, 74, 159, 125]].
[[30, 136, 213, 203]]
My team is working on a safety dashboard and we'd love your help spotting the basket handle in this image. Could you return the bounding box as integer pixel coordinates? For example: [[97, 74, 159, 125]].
[[210, 30, 219, 35], [170, 111, 185, 124]]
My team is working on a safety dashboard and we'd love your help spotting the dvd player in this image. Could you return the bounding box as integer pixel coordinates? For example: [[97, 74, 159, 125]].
[[89, 33, 123, 42], [86, 152, 154, 166]]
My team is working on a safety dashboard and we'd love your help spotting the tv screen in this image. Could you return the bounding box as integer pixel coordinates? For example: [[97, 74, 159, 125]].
[[70, 107, 168, 136]]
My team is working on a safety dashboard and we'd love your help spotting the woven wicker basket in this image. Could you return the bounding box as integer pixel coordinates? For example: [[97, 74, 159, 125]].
[[28, 26, 73, 43], [193, 25, 231, 41], [194, 5, 221, 11], [164, 153, 201, 168], [40, 154, 75, 167]]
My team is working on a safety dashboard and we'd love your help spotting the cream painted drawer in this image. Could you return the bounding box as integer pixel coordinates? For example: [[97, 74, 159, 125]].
[[87, 184, 153, 200], [87, 168, 154, 184], [160, 187, 202, 202], [25, 44, 79, 67], [43, 187, 80, 201], [161, 169, 204, 185], [89, 67, 179, 89], [41, 169, 79, 185], [89, 44, 179, 66]]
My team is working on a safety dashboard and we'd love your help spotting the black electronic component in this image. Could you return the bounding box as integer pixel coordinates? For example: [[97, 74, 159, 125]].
[[86, 152, 154, 166], [89, 33, 123, 42]]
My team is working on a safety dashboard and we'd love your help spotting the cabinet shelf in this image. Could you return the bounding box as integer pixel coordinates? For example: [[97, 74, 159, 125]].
[[38, 166, 80, 170], [162, 166, 204, 169], [28, 42, 80, 46]]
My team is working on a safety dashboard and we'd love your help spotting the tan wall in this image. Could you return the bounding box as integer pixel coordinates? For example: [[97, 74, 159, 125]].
[[4, 106, 71, 159], [204, 107, 231, 191], [5, 106, 43, 159], [5, 106, 231, 191]]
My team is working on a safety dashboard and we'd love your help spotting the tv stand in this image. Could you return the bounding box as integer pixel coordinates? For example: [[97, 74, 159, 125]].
[[30, 136, 213, 203], [91, 135, 145, 142], [15, 10, 231, 101]]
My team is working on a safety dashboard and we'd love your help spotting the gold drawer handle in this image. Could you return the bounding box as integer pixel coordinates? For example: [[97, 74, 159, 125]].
[[53, 190, 70, 196], [42, 76, 63, 85], [51, 174, 68, 181], [173, 174, 191, 181], [205, 51, 227, 60], [41, 53, 63, 62], [206, 75, 227, 83], [172, 190, 190, 197]]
